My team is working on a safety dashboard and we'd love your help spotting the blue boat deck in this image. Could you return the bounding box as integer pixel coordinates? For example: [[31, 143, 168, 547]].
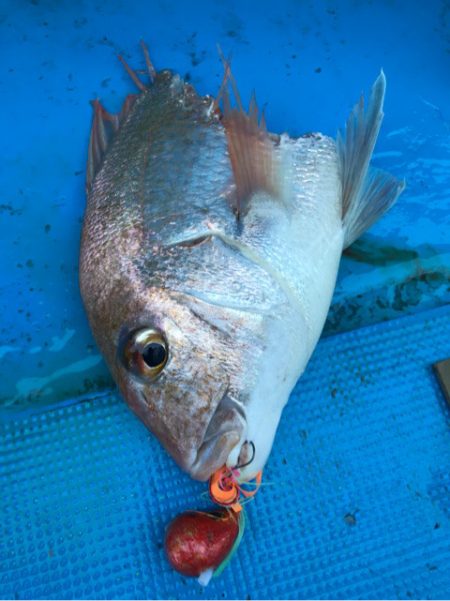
[[2, 305, 450, 599], [1, 1, 449, 598]]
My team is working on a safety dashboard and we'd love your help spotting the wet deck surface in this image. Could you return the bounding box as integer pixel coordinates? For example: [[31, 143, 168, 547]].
[[1, 304, 450, 599], [1, 1, 450, 598]]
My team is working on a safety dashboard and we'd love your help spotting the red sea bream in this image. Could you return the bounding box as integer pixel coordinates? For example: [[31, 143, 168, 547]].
[[79, 44, 404, 481]]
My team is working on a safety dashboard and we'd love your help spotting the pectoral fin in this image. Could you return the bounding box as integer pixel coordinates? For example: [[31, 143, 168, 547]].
[[216, 51, 279, 218]]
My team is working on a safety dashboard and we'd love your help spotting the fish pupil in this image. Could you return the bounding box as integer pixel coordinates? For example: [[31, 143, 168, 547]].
[[142, 342, 166, 368]]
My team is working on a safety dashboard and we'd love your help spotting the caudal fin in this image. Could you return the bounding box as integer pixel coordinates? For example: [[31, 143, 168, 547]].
[[337, 72, 405, 248]]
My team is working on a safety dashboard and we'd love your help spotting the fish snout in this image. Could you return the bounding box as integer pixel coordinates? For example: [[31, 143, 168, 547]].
[[188, 395, 246, 481]]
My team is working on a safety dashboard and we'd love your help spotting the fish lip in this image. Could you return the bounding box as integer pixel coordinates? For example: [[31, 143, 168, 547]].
[[188, 394, 246, 481]]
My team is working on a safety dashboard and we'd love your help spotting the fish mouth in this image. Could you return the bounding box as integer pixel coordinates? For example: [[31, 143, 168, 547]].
[[188, 394, 246, 481]]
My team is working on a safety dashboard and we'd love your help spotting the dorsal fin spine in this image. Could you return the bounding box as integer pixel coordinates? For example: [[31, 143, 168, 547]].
[[118, 54, 147, 92], [86, 42, 155, 193]]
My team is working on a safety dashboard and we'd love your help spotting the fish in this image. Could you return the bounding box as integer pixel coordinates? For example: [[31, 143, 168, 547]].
[[79, 42, 405, 482]]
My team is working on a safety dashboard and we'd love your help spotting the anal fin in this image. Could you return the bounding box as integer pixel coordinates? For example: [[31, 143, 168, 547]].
[[337, 71, 405, 247]]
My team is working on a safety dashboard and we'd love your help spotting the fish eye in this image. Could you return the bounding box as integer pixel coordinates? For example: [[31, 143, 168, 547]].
[[123, 328, 168, 378]]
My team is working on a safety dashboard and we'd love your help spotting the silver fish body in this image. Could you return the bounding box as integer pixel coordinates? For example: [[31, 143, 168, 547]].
[[80, 51, 404, 481]]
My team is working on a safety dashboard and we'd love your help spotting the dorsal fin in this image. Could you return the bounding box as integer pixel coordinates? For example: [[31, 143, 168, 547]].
[[86, 41, 155, 193], [117, 39, 156, 90], [86, 95, 139, 192], [216, 51, 278, 218]]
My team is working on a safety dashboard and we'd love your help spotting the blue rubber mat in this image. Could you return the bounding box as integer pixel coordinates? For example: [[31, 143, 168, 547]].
[[1, 304, 450, 600]]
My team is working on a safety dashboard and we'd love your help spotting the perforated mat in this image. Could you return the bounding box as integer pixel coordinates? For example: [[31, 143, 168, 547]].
[[1, 304, 450, 599]]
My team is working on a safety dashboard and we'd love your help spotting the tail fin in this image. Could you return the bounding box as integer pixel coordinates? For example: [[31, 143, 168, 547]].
[[337, 72, 405, 248]]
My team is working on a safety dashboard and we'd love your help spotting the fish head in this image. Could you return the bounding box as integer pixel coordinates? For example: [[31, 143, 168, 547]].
[[116, 295, 305, 484], [91, 286, 253, 481], [80, 220, 307, 484]]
